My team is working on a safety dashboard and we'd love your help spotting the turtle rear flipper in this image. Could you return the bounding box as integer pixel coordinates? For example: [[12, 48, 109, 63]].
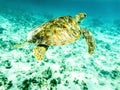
[[14, 41, 27, 48], [82, 29, 95, 54], [33, 44, 49, 60]]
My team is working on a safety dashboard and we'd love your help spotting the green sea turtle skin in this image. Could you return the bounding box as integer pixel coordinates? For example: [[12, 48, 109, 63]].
[[15, 12, 95, 60]]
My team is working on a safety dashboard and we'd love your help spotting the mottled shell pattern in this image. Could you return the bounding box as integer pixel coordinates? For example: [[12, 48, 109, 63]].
[[27, 15, 83, 46]]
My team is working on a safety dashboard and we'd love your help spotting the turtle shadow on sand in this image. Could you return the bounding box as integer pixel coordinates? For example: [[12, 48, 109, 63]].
[[14, 12, 96, 60]]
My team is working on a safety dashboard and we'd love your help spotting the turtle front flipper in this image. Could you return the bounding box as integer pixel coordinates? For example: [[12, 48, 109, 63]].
[[82, 29, 95, 55], [33, 44, 49, 60]]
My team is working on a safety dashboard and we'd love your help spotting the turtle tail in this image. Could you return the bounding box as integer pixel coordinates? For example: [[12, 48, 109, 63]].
[[13, 40, 27, 48], [82, 29, 95, 55]]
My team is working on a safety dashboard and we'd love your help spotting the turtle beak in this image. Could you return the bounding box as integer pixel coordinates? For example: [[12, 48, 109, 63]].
[[80, 13, 87, 18], [78, 13, 87, 23]]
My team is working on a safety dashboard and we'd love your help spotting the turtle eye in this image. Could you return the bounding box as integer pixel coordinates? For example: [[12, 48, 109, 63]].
[[84, 13, 87, 17]]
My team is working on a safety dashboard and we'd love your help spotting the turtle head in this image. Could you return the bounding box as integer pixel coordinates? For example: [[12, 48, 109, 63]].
[[74, 12, 87, 23]]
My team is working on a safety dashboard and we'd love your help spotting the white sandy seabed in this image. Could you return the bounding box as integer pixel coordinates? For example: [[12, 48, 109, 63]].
[[0, 9, 120, 90]]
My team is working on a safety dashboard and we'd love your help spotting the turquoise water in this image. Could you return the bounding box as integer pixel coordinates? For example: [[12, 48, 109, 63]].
[[0, 0, 120, 90]]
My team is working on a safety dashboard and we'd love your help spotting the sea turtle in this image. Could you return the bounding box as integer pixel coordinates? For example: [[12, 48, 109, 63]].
[[14, 12, 95, 60]]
